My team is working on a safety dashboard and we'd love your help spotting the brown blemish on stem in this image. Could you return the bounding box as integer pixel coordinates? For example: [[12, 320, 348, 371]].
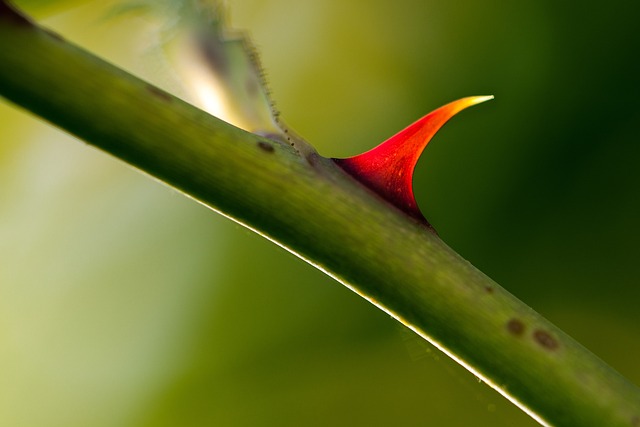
[[306, 151, 322, 168], [484, 286, 494, 293], [257, 141, 274, 153], [631, 415, 640, 426], [0, 0, 34, 26], [533, 329, 559, 350], [145, 84, 172, 102], [506, 318, 525, 336]]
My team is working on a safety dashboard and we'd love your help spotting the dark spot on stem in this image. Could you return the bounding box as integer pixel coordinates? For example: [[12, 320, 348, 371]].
[[506, 319, 525, 336], [257, 141, 274, 153], [632, 415, 640, 426], [533, 329, 559, 350], [0, 1, 34, 26], [306, 151, 321, 168], [146, 84, 172, 102], [484, 286, 494, 293]]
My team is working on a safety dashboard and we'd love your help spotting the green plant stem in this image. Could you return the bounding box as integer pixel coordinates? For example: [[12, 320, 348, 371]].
[[0, 3, 638, 426]]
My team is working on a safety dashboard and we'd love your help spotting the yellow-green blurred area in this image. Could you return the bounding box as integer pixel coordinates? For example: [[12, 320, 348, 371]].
[[1, 0, 639, 426]]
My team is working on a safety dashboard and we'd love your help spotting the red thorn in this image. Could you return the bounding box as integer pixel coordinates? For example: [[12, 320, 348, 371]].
[[334, 96, 493, 225]]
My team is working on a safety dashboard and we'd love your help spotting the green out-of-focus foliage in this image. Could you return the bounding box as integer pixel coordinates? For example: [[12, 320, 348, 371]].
[[13, 0, 88, 17], [1, 1, 639, 426]]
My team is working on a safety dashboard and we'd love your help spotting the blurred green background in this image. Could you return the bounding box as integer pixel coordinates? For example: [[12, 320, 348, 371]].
[[1, 0, 639, 426]]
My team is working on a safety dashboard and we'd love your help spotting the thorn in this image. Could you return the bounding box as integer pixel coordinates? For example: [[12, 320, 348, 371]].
[[333, 96, 493, 225]]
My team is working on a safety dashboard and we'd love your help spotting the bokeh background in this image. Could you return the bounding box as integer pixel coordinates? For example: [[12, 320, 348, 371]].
[[1, 0, 639, 426]]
